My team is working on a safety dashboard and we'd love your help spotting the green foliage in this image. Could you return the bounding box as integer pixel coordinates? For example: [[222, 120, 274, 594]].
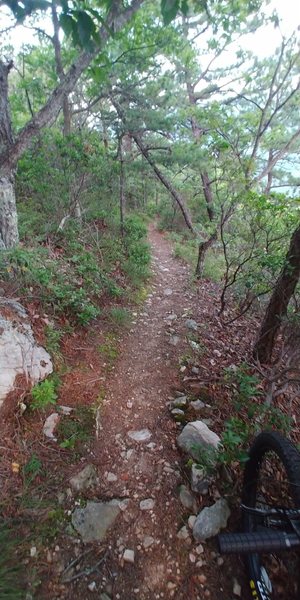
[[108, 307, 131, 327], [23, 454, 43, 486], [30, 379, 58, 410], [0, 524, 24, 600], [98, 334, 119, 366], [57, 406, 94, 451], [45, 325, 64, 361]]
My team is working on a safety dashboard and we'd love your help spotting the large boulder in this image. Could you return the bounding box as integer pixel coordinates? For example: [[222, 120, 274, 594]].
[[177, 420, 220, 460], [0, 300, 53, 409]]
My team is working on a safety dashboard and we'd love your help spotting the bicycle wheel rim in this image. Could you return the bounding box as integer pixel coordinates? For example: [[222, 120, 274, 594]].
[[242, 431, 300, 600]]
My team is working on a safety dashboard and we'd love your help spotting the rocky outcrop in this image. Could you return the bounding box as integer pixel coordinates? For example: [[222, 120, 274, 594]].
[[0, 299, 53, 409]]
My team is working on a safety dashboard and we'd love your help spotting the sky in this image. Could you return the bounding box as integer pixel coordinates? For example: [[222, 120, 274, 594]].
[[0, 0, 299, 58]]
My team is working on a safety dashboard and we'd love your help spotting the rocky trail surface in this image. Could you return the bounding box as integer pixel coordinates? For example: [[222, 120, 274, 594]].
[[40, 225, 248, 600]]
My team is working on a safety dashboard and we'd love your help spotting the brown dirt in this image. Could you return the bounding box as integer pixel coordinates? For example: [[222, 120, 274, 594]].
[[2, 224, 298, 599]]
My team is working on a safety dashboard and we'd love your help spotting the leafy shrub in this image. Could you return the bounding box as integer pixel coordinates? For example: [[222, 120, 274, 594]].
[[31, 379, 58, 410]]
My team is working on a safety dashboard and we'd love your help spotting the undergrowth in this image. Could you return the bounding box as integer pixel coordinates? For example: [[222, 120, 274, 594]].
[[0, 214, 150, 327]]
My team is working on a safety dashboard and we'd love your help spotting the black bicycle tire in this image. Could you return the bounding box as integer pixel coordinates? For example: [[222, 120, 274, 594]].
[[242, 431, 300, 600]]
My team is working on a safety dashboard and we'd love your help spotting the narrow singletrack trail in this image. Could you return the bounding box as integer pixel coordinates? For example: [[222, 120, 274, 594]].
[[92, 225, 202, 599], [60, 225, 242, 600]]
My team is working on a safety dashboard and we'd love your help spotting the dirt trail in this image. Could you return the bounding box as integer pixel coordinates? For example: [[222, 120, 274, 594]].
[[92, 225, 202, 599], [58, 225, 243, 600]]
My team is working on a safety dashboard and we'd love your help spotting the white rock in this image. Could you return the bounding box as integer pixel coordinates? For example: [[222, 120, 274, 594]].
[[177, 421, 220, 459], [88, 581, 97, 592], [233, 578, 242, 597], [30, 546, 37, 558], [123, 549, 135, 563], [190, 400, 205, 411], [0, 300, 53, 408], [106, 472, 117, 482], [140, 498, 155, 510], [188, 515, 197, 529], [58, 405, 73, 415], [128, 429, 152, 442], [176, 526, 190, 540], [43, 413, 60, 440]]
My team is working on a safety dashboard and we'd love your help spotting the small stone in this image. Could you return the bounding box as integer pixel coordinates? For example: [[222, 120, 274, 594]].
[[70, 464, 97, 492], [88, 581, 97, 592], [193, 499, 231, 542], [189, 553, 196, 563], [128, 429, 152, 442], [106, 472, 117, 482], [190, 400, 205, 411], [179, 485, 195, 510], [142, 536, 155, 549], [58, 405, 73, 415], [164, 288, 173, 296], [140, 498, 155, 511], [167, 582, 177, 590], [233, 579, 242, 597], [217, 557, 224, 566], [191, 465, 213, 495], [169, 335, 180, 346], [188, 515, 197, 529], [172, 396, 188, 408], [123, 549, 135, 563], [43, 413, 60, 440], [198, 574, 207, 585], [100, 594, 111, 600], [30, 547, 37, 558], [195, 544, 204, 555], [185, 319, 198, 331], [191, 367, 200, 374], [176, 526, 189, 540]]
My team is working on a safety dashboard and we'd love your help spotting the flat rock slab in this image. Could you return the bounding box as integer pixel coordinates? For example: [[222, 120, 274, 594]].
[[128, 429, 152, 442], [177, 420, 220, 459], [72, 501, 120, 543], [193, 499, 231, 542]]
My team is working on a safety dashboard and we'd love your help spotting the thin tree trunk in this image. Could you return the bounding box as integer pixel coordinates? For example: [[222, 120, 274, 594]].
[[52, 0, 71, 136], [253, 223, 300, 363], [195, 233, 217, 278], [0, 175, 19, 248], [0, 60, 19, 247], [119, 142, 125, 236], [201, 171, 214, 221]]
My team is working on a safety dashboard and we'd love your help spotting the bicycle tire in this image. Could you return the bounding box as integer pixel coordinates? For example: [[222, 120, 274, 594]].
[[242, 431, 300, 600]]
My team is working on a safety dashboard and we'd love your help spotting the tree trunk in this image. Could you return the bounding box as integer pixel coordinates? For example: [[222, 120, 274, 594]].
[[0, 174, 19, 248], [119, 143, 125, 236], [52, 0, 72, 136], [253, 223, 300, 363], [0, 60, 19, 247], [195, 232, 217, 278], [201, 171, 214, 221]]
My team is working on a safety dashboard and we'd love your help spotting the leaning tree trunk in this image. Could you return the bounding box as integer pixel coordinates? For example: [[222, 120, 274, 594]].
[[195, 232, 217, 279], [253, 223, 300, 364]]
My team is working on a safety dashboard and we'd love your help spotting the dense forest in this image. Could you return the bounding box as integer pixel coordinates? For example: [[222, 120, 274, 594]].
[[0, 0, 300, 598]]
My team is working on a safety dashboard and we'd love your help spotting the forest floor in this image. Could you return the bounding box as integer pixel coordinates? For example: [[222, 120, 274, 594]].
[[2, 223, 297, 599]]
